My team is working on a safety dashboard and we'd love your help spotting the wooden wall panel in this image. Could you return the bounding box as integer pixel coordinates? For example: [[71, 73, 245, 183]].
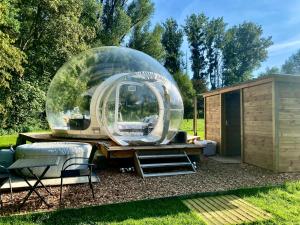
[[278, 82, 300, 172], [243, 82, 274, 170], [205, 95, 221, 148]]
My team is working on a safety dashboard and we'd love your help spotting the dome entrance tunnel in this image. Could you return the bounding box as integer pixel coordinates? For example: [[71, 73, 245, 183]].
[[46, 47, 184, 146]]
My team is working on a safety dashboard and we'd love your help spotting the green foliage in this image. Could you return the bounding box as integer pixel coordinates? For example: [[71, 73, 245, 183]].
[[17, 0, 97, 86], [184, 15, 272, 91], [281, 49, 300, 74], [222, 22, 272, 86], [184, 13, 208, 81], [258, 66, 280, 77], [0, 0, 26, 129], [173, 72, 195, 118], [205, 18, 226, 90], [162, 18, 183, 74], [127, 0, 154, 29], [100, 0, 154, 45], [128, 23, 165, 61], [100, 0, 131, 45], [8, 81, 46, 132]]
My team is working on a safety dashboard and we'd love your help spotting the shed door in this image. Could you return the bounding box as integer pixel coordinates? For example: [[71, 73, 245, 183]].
[[223, 91, 241, 156]]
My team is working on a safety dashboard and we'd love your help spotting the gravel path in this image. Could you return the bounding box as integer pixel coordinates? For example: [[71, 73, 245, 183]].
[[1, 159, 300, 215]]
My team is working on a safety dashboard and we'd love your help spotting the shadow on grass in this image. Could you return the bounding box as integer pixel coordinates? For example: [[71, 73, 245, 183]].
[[1, 197, 195, 225]]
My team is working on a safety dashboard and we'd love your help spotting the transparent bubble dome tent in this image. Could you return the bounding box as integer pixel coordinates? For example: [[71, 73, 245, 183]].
[[46, 47, 184, 146]]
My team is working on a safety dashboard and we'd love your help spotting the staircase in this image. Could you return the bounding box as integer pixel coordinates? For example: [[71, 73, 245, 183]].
[[134, 150, 196, 178]]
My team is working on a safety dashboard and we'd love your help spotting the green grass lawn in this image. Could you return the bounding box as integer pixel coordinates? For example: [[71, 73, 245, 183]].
[[0, 134, 19, 149], [0, 131, 50, 149], [180, 119, 204, 138], [0, 181, 299, 224]]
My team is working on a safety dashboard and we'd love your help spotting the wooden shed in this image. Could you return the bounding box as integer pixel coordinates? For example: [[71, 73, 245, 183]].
[[203, 74, 300, 172]]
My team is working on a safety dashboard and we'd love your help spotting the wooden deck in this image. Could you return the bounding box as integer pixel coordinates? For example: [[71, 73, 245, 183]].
[[16, 133, 202, 159], [183, 195, 272, 225]]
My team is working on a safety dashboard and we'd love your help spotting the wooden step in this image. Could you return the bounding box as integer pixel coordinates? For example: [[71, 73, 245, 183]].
[[143, 170, 196, 177], [141, 162, 191, 168], [138, 154, 186, 159], [134, 150, 196, 178]]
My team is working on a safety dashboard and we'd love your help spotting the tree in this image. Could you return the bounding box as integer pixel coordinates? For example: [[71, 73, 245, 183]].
[[205, 17, 226, 90], [16, 0, 99, 90], [0, 0, 26, 129], [161, 18, 183, 74], [184, 13, 208, 83], [173, 71, 195, 118], [1, 0, 101, 132], [100, 0, 154, 45], [281, 49, 300, 74], [258, 66, 280, 77], [100, 0, 131, 45], [222, 22, 272, 86], [128, 23, 165, 61]]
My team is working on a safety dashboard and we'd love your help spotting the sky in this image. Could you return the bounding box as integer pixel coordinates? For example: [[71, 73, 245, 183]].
[[151, 0, 300, 76]]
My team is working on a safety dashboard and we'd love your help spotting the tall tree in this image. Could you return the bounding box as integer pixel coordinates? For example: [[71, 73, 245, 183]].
[[100, 0, 154, 45], [222, 22, 272, 86], [128, 23, 165, 61], [0, 0, 26, 129], [100, 0, 131, 45], [161, 18, 183, 74], [205, 17, 226, 90], [184, 13, 208, 82], [281, 49, 300, 74]]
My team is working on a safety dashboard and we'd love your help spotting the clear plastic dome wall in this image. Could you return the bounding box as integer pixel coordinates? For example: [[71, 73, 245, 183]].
[[46, 47, 184, 146]]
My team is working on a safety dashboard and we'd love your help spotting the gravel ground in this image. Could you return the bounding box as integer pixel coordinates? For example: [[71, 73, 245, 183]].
[[1, 159, 300, 216]]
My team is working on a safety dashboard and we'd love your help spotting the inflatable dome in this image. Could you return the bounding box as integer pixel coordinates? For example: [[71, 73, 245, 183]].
[[46, 47, 184, 146]]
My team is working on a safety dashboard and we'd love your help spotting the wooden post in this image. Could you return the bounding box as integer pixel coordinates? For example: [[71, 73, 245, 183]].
[[193, 96, 197, 136]]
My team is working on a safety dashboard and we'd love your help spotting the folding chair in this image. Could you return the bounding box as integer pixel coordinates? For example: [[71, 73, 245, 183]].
[[60, 145, 98, 204]]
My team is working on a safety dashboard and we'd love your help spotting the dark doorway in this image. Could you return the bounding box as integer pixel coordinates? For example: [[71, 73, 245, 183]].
[[223, 91, 241, 156]]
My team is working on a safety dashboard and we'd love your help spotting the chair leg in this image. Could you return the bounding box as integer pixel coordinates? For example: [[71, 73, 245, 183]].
[[88, 175, 95, 198], [60, 177, 63, 205], [8, 177, 13, 202]]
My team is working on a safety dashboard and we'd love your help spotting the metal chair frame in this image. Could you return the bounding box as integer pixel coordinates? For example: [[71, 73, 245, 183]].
[[60, 145, 98, 204]]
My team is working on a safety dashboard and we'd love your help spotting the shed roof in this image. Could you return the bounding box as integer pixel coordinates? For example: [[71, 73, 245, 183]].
[[202, 74, 300, 97]]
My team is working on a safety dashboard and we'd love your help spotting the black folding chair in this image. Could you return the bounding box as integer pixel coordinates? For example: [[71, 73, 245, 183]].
[[0, 165, 13, 208], [60, 145, 98, 204]]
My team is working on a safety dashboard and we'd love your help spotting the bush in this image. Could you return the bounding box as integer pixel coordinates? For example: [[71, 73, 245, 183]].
[[1, 80, 48, 134]]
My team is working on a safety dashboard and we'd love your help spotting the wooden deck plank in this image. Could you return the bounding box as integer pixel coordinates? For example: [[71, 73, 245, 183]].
[[227, 195, 272, 218], [184, 199, 221, 225], [188, 199, 225, 225], [183, 195, 272, 225], [197, 198, 243, 224], [214, 196, 260, 222], [206, 197, 253, 223], [193, 198, 237, 224], [225, 195, 271, 220]]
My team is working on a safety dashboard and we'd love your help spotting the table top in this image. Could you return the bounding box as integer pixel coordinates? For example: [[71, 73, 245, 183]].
[[8, 158, 59, 170]]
